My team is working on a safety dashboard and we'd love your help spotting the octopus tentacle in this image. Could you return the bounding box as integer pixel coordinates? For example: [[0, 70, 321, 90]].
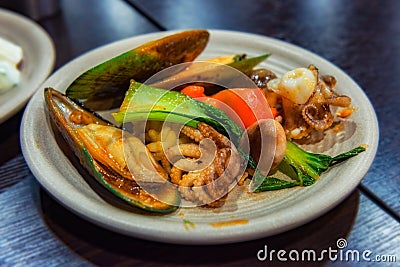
[[320, 74, 336, 88], [181, 125, 204, 142], [155, 124, 243, 207], [166, 143, 202, 159], [324, 95, 352, 107], [280, 96, 313, 140], [170, 165, 183, 184], [197, 122, 231, 149], [179, 171, 209, 205], [179, 187, 198, 203], [214, 148, 228, 177], [319, 75, 351, 107], [302, 103, 334, 131], [174, 157, 207, 172], [179, 171, 201, 187], [193, 164, 219, 204]]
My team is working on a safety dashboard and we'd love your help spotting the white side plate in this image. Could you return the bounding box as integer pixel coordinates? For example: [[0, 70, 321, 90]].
[[0, 8, 55, 123]]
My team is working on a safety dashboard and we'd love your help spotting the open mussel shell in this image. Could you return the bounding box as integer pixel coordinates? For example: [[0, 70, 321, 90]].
[[44, 88, 180, 213]]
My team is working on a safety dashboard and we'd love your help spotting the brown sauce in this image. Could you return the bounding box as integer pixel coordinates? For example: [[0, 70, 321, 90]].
[[95, 160, 141, 196], [210, 219, 249, 228]]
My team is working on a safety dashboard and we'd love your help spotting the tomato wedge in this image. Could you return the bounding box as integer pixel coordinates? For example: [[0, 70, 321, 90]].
[[181, 86, 275, 129], [209, 88, 273, 129]]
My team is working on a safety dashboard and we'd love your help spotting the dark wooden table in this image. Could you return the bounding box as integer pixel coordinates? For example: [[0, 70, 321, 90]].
[[0, 0, 399, 266]]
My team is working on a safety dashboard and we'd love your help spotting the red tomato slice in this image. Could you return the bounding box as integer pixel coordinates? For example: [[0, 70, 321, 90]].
[[181, 85, 274, 129], [201, 88, 273, 129]]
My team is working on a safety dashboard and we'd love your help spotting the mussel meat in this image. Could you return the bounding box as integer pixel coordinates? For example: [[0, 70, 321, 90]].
[[44, 88, 180, 213]]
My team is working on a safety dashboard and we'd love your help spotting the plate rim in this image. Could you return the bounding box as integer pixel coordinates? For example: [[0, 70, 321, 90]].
[[0, 8, 55, 124], [20, 29, 379, 244]]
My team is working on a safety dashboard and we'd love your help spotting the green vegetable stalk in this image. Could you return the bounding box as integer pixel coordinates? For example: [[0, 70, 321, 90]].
[[113, 81, 244, 145], [254, 142, 366, 192]]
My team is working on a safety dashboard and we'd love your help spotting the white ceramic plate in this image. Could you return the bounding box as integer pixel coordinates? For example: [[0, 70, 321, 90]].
[[21, 30, 378, 244], [0, 8, 55, 124]]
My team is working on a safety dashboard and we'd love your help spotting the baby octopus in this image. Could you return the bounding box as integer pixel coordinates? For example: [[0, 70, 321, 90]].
[[269, 65, 352, 139], [167, 123, 244, 207], [301, 66, 352, 131]]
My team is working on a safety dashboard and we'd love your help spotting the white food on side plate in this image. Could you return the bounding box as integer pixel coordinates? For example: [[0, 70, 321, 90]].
[[0, 36, 23, 93]]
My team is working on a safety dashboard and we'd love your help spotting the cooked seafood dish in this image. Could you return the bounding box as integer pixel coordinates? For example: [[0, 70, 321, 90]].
[[44, 30, 365, 213]]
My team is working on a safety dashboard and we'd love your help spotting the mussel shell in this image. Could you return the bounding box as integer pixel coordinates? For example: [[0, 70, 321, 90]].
[[66, 29, 210, 110], [44, 88, 180, 213]]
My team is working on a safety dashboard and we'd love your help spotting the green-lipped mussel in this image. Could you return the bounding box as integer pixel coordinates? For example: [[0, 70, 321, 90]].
[[64, 28, 271, 110], [44, 88, 181, 213], [66, 29, 210, 110]]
